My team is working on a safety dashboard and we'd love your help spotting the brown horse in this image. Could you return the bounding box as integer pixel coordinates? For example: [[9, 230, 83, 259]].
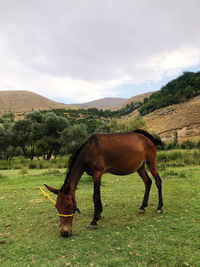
[[45, 129, 163, 237]]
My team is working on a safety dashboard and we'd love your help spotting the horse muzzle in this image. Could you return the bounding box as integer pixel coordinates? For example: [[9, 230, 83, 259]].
[[60, 225, 72, 237]]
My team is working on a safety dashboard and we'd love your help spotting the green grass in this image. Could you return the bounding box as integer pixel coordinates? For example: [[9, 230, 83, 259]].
[[1, 150, 200, 171], [158, 149, 200, 167], [0, 156, 69, 170], [0, 166, 200, 266]]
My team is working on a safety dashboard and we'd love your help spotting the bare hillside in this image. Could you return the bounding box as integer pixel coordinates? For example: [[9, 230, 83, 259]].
[[0, 91, 75, 114], [143, 95, 200, 142], [74, 97, 128, 109], [75, 93, 154, 110], [114, 92, 154, 110], [126, 91, 154, 104]]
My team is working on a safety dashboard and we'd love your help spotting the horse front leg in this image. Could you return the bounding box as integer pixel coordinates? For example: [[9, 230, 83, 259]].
[[90, 173, 103, 228]]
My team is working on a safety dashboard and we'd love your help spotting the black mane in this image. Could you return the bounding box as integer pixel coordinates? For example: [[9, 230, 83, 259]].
[[133, 129, 162, 147], [64, 135, 94, 185], [64, 143, 86, 185]]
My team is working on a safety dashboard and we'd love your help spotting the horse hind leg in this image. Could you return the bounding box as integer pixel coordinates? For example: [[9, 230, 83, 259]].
[[137, 163, 152, 213], [147, 161, 163, 213]]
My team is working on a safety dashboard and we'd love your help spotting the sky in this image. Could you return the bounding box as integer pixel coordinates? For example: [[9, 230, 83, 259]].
[[0, 0, 200, 104]]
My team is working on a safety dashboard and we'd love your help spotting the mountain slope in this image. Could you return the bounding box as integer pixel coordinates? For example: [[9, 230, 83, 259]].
[[139, 71, 200, 116], [74, 97, 128, 109], [0, 91, 152, 113], [143, 95, 200, 142], [0, 91, 75, 114], [124, 91, 154, 105]]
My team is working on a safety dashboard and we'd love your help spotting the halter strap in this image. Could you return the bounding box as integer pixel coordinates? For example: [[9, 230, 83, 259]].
[[58, 213, 74, 217]]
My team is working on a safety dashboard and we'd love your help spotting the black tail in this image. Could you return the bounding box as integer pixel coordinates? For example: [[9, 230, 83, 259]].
[[134, 129, 162, 147]]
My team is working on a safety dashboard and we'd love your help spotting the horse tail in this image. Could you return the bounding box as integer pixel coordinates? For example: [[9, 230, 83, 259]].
[[134, 129, 162, 147]]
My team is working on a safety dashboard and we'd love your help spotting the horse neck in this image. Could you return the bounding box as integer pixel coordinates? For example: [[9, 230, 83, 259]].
[[65, 158, 84, 192]]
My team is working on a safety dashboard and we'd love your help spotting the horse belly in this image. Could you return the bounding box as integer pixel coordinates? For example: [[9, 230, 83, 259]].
[[104, 151, 145, 175]]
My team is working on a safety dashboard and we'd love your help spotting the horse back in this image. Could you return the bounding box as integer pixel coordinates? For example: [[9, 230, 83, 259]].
[[82, 132, 157, 175]]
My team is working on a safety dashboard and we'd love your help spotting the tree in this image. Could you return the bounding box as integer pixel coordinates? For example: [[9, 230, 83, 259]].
[[138, 71, 200, 116], [60, 123, 88, 155], [0, 115, 15, 160], [121, 116, 146, 132], [183, 85, 194, 99], [24, 111, 45, 159], [180, 140, 196, 149], [10, 119, 32, 158], [36, 113, 69, 159], [98, 116, 146, 133], [0, 124, 6, 159], [25, 111, 44, 123], [196, 140, 200, 149]]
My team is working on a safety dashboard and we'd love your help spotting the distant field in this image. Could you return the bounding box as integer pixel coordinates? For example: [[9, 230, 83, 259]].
[[0, 162, 200, 266]]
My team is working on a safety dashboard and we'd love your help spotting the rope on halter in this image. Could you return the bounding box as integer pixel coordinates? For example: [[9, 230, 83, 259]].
[[40, 187, 56, 205]]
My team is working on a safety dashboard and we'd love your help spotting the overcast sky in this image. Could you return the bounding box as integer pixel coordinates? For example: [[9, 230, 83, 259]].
[[0, 0, 200, 104]]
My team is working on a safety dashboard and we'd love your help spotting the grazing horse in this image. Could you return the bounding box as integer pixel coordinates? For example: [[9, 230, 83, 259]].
[[45, 129, 163, 237]]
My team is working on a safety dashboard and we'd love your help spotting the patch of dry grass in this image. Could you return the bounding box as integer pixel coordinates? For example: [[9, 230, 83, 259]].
[[143, 95, 200, 142]]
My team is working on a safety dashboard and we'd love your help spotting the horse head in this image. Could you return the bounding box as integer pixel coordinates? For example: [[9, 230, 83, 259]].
[[45, 183, 78, 237]]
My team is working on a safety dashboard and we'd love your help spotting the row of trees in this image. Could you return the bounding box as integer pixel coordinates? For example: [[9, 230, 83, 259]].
[[1, 109, 200, 161], [0, 112, 88, 160], [51, 101, 142, 120], [139, 71, 200, 115], [0, 111, 146, 161]]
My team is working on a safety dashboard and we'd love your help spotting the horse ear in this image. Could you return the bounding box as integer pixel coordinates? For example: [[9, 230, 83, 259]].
[[44, 184, 59, 195]]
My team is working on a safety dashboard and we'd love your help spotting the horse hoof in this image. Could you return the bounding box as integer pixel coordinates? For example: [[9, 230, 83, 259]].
[[156, 209, 162, 214], [88, 224, 98, 230], [138, 209, 145, 214]]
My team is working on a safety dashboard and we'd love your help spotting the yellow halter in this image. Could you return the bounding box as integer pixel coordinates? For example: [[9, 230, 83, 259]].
[[40, 187, 74, 217]]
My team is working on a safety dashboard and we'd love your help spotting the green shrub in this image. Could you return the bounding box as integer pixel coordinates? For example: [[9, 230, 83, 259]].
[[0, 173, 6, 179], [180, 140, 196, 149], [28, 162, 37, 169], [158, 149, 200, 166], [196, 140, 200, 148], [18, 168, 28, 175]]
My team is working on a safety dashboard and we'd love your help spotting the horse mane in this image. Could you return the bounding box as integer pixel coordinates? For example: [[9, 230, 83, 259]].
[[64, 143, 86, 185], [64, 134, 97, 185], [133, 129, 162, 147]]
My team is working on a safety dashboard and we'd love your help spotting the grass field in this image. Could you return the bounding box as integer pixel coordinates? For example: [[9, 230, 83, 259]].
[[0, 164, 200, 266]]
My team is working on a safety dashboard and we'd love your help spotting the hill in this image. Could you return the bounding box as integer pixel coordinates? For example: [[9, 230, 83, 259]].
[[139, 71, 200, 116], [74, 93, 154, 110], [123, 91, 154, 106], [112, 92, 154, 110], [1, 86, 200, 143], [143, 95, 200, 143], [0, 90, 153, 114], [0, 91, 75, 114], [74, 97, 128, 109]]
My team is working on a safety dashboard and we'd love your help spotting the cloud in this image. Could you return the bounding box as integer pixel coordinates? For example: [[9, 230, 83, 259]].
[[0, 0, 200, 103]]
